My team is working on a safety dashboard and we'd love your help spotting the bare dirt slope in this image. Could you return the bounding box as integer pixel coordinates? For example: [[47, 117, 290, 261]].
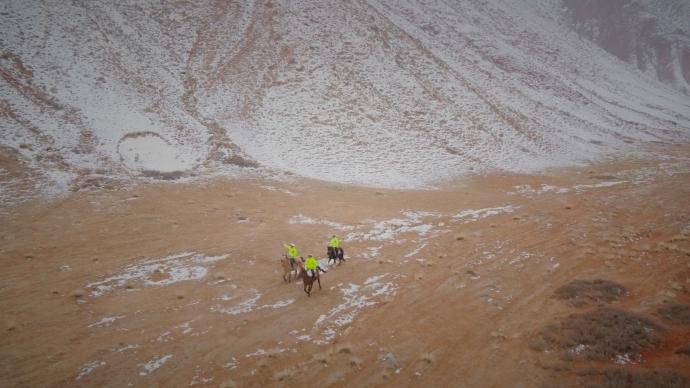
[[1, 146, 690, 387]]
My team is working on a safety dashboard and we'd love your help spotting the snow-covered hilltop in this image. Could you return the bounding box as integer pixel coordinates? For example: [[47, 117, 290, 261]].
[[1, 0, 690, 193]]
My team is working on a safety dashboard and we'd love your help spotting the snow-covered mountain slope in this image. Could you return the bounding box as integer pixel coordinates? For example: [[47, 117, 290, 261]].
[[1, 0, 690, 193]]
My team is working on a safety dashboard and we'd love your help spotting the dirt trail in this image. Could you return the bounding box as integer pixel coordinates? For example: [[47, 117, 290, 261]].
[[1, 147, 690, 387]]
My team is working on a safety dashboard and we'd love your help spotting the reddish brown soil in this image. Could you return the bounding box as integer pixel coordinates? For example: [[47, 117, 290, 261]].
[[1, 147, 690, 387]]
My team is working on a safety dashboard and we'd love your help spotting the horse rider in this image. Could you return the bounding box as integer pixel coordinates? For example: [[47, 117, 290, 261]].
[[328, 234, 340, 258], [283, 242, 298, 269], [304, 254, 318, 277]]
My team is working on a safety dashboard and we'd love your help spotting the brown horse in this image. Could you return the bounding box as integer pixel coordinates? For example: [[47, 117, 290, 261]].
[[327, 246, 345, 265], [280, 255, 298, 283], [296, 260, 326, 297]]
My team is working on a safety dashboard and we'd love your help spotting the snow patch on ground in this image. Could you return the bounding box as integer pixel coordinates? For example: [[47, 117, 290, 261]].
[[139, 354, 173, 376], [288, 214, 354, 231], [314, 275, 397, 343], [573, 181, 627, 192], [76, 361, 105, 381], [223, 357, 239, 369], [86, 252, 228, 297], [510, 184, 571, 197], [211, 289, 262, 316], [87, 315, 126, 328], [118, 133, 197, 173], [453, 205, 519, 222]]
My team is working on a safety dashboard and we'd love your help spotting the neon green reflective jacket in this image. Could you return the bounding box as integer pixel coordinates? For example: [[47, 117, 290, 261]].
[[329, 237, 340, 248], [285, 245, 298, 258], [305, 257, 317, 270]]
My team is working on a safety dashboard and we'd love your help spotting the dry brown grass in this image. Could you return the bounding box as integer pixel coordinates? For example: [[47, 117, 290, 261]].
[[676, 343, 690, 356], [658, 304, 690, 325], [587, 368, 690, 388], [554, 279, 626, 307], [535, 308, 663, 361]]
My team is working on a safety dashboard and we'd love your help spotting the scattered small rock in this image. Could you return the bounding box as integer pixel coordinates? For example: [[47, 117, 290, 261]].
[[455, 235, 465, 241], [7, 321, 18, 331], [381, 352, 400, 370], [176, 294, 185, 300], [72, 289, 85, 298], [564, 205, 572, 210]]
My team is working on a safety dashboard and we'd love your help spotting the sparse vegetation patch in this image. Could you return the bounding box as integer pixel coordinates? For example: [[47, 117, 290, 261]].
[[658, 304, 690, 325], [536, 308, 663, 361], [554, 279, 626, 307]]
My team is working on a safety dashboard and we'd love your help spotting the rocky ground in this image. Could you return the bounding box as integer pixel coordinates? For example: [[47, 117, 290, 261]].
[[1, 145, 690, 387]]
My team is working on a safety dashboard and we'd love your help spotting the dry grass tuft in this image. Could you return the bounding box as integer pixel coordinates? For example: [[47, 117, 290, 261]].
[[313, 352, 329, 364], [536, 308, 663, 361], [219, 379, 237, 388], [273, 368, 295, 381], [336, 343, 353, 354], [554, 279, 626, 307], [266, 348, 283, 359], [675, 343, 690, 356], [71, 289, 85, 298], [420, 352, 435, 364], [658, 304, 690, 325], [590, 368, 690, 388]]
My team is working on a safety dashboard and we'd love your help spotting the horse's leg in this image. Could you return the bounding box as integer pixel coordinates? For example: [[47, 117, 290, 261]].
[[317, 274, 322, 289]]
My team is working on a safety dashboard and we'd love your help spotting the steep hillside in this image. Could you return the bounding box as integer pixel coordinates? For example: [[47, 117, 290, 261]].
[[563, 0, 690, 91], [1, 0, 689, 194]]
